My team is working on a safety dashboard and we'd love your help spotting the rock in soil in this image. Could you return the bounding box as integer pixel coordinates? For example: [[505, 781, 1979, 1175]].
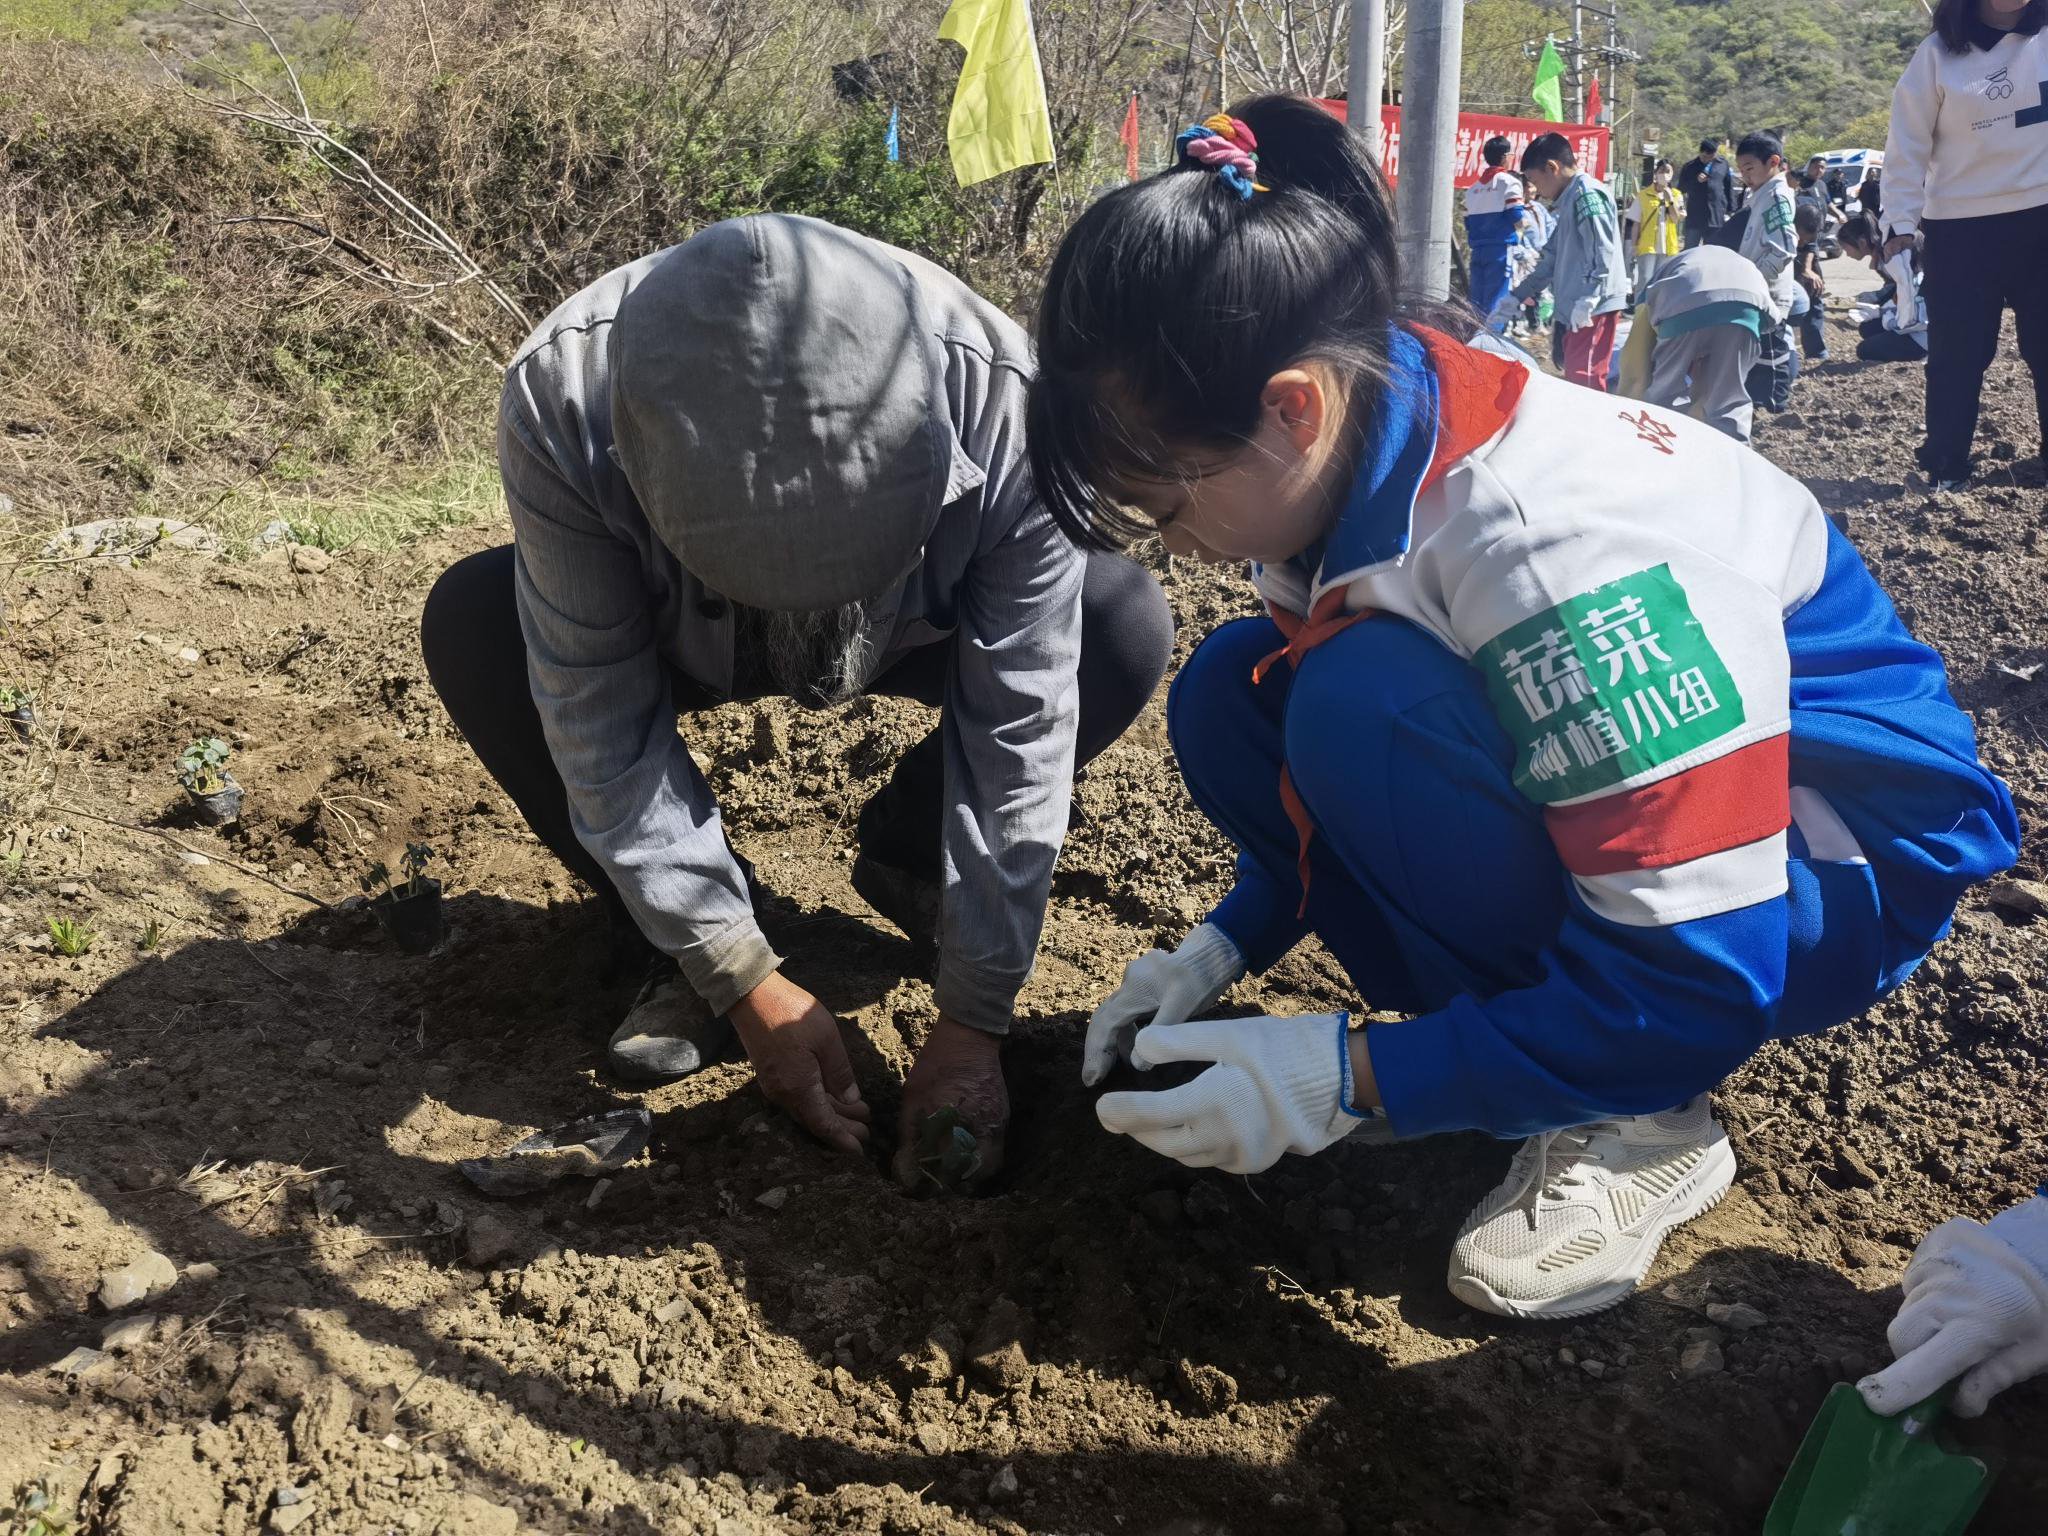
[[97, 1250, 178, 1310], [1679, 1339, 1726, 1377]]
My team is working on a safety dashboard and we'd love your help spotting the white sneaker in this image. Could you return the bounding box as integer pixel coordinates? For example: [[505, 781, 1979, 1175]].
[[1447, 1098, 1735, 1320]]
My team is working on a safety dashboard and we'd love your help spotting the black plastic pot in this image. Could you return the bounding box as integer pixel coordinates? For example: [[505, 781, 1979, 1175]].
[[3, 705, 31, 744], [373, 878, 444, 954], [186, 771, 243, 826]]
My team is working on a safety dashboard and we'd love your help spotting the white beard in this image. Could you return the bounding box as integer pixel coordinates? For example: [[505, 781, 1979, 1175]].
[[744, 600, 877, 709]]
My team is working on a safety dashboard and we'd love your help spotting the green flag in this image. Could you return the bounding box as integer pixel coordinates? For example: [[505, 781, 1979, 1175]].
[[1531, 38, 1565, 123]]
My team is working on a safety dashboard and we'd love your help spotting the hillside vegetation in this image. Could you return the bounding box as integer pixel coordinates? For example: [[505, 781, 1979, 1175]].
[[0, 0, 1923, 542]]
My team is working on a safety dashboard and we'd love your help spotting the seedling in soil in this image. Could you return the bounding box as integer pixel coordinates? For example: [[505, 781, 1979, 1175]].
[[913, 1106, 984, 1194], [3, 1475, 71, 1536], [176, 736, 242, 824], [176, 736, 230, 795], [0, 685, 33, 743], [138, 917, 165, 952], [362, 842, 444, 954], [47, 916, 95, 957]]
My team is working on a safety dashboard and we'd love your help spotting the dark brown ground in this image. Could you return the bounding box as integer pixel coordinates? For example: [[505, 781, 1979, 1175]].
[[2, 311, 2044, 1536]]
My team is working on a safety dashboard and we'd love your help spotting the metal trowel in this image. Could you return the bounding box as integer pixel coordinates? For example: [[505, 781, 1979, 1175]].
[[1764, 1384, 1992, 1536]]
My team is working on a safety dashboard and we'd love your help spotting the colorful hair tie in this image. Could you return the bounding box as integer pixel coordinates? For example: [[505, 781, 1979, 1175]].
[[1175, 112, 1269, 201]]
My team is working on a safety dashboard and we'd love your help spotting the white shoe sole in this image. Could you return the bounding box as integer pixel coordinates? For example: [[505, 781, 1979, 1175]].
[[1447, 1135, 1737, 1321]]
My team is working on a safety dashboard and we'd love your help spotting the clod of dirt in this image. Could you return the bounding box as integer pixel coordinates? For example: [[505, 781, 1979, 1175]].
[[988, 1464, 1021, 1503], [1986, 877, 2048, 920], [1175, 1358, 1239, 1415], [1138, 1188, 1183, 1229], [462, 1212, 518, 1269], [1679, 1338, 1726, 1377], [751, 706, 788, 763], [968, 1297, 1033, 1391], [456, 1107, 652, 1196], [1832, 1143, 1882, 1190], [290, 1378, 354, 1460], [97, 1249, 178, 1310], [100, 1313, 159, 1353]]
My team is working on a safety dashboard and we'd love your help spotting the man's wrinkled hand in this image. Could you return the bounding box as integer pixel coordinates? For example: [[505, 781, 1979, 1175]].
[[893, 1016, 1008, 1191], [728, 972, 871, 1154]]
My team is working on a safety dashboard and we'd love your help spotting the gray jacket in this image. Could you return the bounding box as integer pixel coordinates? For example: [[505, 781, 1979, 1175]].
[[1513, 170, 1629, 323], [1736, 172, 1800, 322], [1641, 245, 1773, 330], [499, 224, 1082, 1032]]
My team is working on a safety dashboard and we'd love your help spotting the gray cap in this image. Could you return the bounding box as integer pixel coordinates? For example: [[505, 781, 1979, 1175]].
[[608, 215, 965, 613]]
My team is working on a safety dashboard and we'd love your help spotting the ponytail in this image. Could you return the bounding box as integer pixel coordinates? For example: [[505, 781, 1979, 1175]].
[[1029, 93, 1427, 550]]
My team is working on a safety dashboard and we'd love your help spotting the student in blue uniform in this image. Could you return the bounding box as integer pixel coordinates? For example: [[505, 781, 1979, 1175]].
[[1025, 93, 2019, 1320]]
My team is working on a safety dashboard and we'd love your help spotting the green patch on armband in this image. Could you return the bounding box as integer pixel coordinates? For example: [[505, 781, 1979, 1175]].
[[1476, 564, 1746, 802], [1765, 195, 1796, 235]]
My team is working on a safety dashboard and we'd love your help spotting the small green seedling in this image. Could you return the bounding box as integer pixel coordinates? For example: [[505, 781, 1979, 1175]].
[[3, 1475, 72, 1536], [47, 916, 95, 957], [0, 685, 30, 711], [361, 842, 434, 903], [914, 1106, 983, 1193], [176, 736, 231, 796], [139, 917, 165, 953]]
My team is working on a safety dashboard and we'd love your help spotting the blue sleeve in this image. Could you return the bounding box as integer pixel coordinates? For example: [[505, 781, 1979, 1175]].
[[1210, 855, 1312, 974], [1370, 894, 1785, 1139]]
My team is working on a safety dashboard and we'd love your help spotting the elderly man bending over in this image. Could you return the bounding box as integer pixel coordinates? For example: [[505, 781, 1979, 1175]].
[[422, 215, 1172, 1180]]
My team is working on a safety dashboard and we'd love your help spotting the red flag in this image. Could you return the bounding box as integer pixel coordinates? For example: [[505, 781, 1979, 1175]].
[[1584, 74, 1603, 125], [1119, 91, 1141, 180]]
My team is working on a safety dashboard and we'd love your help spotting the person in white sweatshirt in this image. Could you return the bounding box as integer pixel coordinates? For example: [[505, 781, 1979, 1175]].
[[1883, 0, 2048, 488], [1735, 131, 1802, 413]]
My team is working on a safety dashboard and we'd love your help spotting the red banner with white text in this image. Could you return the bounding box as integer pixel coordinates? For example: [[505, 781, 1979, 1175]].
[[1313, 100, 1611, 188]]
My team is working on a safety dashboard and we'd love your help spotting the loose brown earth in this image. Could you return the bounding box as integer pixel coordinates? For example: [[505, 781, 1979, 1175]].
[[2, 315, 2045, 1536]]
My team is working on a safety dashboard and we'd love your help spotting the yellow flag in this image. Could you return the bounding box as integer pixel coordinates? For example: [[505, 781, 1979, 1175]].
[[939, 0, 1056, 186]]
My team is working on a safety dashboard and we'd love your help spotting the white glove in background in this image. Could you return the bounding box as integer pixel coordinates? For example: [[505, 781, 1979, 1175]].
[[1095, 1012, 1361, 1175], [1859, 1195, 2048, 1418], [1081, 924, 1244, 1087], [1568, 296, 1597, 331]]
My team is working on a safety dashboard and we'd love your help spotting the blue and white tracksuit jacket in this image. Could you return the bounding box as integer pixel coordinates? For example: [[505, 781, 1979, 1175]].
[[1464, 167, 1531, 320], [1173, 328, 2019, 1140]]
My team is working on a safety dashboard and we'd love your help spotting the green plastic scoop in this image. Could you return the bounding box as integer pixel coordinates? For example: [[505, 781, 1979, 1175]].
[[1765, 1384, 1992, 1536]]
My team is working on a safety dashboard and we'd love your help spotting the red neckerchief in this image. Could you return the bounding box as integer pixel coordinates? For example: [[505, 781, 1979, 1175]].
[[1256, 329, 1526, 915]]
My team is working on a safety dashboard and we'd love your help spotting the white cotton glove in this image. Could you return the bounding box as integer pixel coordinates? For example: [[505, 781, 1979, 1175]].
[[1858, 1195, 2048, 1418], [1095, 1012, 1364, 1175], [1081, 924, 1245, 1087], [1568, 295, 1597, 331]]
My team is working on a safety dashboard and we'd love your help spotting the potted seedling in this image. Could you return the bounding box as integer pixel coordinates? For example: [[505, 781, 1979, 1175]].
[[0, 686, 33, 744], [362, 842, 443, 953], [176, 736, 241, 825]]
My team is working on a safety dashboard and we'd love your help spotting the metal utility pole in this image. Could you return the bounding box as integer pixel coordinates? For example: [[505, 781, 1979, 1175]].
[[1349, 0, 1387, 158], [1570, 2, 1584, 122], [1393, 0, 1463, 299]]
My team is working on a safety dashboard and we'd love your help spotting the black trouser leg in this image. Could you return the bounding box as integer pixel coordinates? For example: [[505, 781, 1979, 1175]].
[[422, 545, 635, 921], [1920, 215, 2006, 480], [1747, 321, 1796, 411], [2007, 208, 2048, 463], [855, 551, 1175, 877]]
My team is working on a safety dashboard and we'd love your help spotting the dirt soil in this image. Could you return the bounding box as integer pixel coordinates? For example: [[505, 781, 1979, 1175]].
[[2, 313, 2045, 1536]]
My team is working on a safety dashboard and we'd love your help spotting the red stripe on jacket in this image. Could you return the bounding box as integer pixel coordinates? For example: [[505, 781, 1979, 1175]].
[[1544, 735, 1791, 877]]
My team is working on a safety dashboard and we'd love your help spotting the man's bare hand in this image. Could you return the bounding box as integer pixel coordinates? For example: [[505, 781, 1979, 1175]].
[[892, 1017, 1008, 1191], [728, 972, 871, 1154]]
